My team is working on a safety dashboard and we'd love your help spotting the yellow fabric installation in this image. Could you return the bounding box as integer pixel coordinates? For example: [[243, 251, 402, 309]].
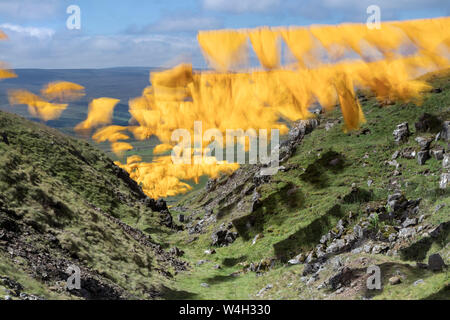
[[153, 144, 173, 155], [75, 98, 120, 133], [0, 31, 17, 79], [0, 68, 16, 80], [334, 74, 366, 132], [111, 142, 133, 155], [8, 90, 68, 121], [248, 27, 281, 69], [6, 18, 446, 199], [280, 27, 315, 68], [92, 125, 129, 143], [198, 30, 248, 71], [309, 24, 366, 60], [41, 81, 85, 102]]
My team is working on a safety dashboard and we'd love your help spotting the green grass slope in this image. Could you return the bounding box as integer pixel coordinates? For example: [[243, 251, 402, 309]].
[[164, 69, 450, 300], [0, 111, 187, 300]]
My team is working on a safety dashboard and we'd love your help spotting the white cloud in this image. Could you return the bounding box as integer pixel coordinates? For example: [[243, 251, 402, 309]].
[[0, 30, 202, 69], [0, 23, 55, 39], [203, 0, 280, 13], [153, 17, 222, 32]]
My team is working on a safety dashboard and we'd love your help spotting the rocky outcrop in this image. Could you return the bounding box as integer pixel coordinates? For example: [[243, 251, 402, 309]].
[[393, 122, 410, 144]]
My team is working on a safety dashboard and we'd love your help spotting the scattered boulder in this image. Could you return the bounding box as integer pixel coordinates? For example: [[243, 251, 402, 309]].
[[441, 121, 450, 141], [204, 249, 216, 255], [177, 214, 185, 223], [389, 276, 402, 285], [328, 267, 353, 290], [211, 229, 238, 247], [428, 253, 446, 271], [255, 284, 273, 297], [430, 148, 445, 160], [414, 279, 424, 286], [401, 148, 416, 159], [415, 137, 433, 150], [443, 154, 450, 169], [399, 227, 416, 238], [169, 247, 184, 257], [251, 233, 264, 246], [402, 218, 417, 228], [440, 173, 449, 189], [387, 193, 408, 211], [393, 122, 410, 144], [417, 151, 430, 165], [197, 260, 209, 266]]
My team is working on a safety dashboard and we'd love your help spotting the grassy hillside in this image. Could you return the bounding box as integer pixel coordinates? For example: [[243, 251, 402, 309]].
[[0, 110, 187, 300], [0, 69, 448, 301], [162, 69, 450, 300]]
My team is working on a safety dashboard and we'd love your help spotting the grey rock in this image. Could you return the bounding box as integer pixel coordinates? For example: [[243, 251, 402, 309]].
[[413, 279, 424, 286], [204, 249, 216, 255], [388, 233, 397, 242], [256, 284, 273, 297], [387, 193, 407, 211], [417, 151, 430, 165], [441, 121, 450, 141], [177, 214, 185, 223], [331, 257, 343, 271], [372, 244, 389, 254], [402, 218, 417, 228], [200, 283, 210, 288], [326, 239, 347, 254], [328, 267, 353, 290], [392, 151, 400, 160], [435, 132, 441, 141], [389, 276, 402, 285], [401, 149, 416, 159], [434, 204, 445, 214], [430, 149, 444, 160], [197, 260, 209, 266], [367, 179, 373, 187], [363, 244, 372, 253], [288, 258, 301, 265], [211, 229, 238, 247], [393, 122, 410, 144], [325, 121, 336, 131], [251, 233, 263, 246], [440, 173, 449, 189], [443, 154, 450, 169], [399, 227, 416, 238], [320, 234, 328, 244], [428, 253, 446, 271], [415, 137, 433, 150], [300, 276, 309, 283]]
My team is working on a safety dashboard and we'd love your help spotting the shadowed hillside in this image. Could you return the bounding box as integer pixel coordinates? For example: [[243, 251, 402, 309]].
[[0, 109, 188, 300]]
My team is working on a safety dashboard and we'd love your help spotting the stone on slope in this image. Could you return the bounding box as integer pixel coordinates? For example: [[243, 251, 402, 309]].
[[393, 122, 410, 144], [428, 253, 445, 271]]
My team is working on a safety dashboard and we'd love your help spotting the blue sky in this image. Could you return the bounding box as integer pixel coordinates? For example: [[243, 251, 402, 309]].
[[0, 0, 448, 68]]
